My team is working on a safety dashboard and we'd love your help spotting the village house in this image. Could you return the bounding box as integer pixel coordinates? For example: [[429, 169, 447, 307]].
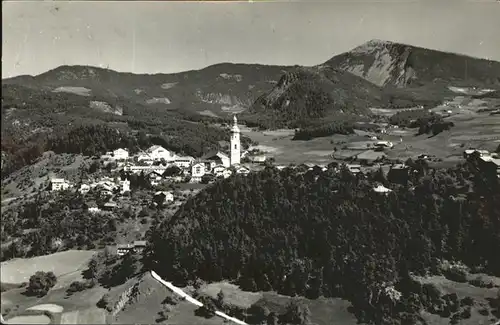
[[79, 184, 91, 194], [116, 243, 134, 256], [100, 151, 114, 160], [212, 165, 233, 179], [50, 178, 71, 191], [116, 241, 147, 256], [147, 171, 164, 186], [464, 149, 490, 159], [173, 156, 195, 168], [133, 240, 147, 254], [145, 145, 177, 162], [113, 148, 129, 160], [102, 201, 118, 211], [373, 184, 393, 195], [375, 141, 394, 149], [87, 202, 101, 214], [120, 179, 130, 194], [346, 164, 362, 174], [154, 191, 174, 204], [235, 165, 251, 175], [191, 162, 206, 182], [250, 155, 267, 164], [201, 150, 231, 168]]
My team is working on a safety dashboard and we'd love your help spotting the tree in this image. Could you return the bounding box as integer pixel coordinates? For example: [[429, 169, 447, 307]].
[[267, 312, 279, 325], [280, 299, 311, 325], [26, 271, 57, 297], [97, 293, 112, 312], [217, 289, 225, 309], [195, 296, 217, 318]]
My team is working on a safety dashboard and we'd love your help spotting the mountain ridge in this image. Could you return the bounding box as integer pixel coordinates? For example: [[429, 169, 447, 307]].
[[325, 39, 500, 88]]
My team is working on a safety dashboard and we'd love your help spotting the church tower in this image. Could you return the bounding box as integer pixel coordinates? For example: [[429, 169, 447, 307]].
[[230, 114, 241, 166]]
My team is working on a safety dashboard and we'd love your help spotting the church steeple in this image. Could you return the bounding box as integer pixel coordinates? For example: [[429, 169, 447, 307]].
[[230, 114, 241, 166]]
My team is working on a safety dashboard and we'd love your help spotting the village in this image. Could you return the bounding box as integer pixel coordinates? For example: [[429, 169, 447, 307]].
[[49, 115, 500, 206]]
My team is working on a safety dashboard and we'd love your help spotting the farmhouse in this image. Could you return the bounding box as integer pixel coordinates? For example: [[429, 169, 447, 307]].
[[51, 178, 71, 191], [117, 241, 147, 256]]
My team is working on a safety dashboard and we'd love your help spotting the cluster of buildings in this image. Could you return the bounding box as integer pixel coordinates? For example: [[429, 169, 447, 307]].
[[50, 116, 264, 194], [107, 115, 259, 182]]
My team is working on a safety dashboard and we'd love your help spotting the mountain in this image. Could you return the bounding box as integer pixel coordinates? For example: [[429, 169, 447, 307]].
[[244, 66, 384, 128], [325, 39, 500, 89], [2, 63, 290, 118]]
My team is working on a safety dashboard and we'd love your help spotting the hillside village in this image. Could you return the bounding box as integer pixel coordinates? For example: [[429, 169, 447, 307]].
[[2, 9, 500, 323]]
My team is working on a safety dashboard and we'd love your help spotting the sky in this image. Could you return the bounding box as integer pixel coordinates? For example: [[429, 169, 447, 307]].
[[2, 0, 500, 78]]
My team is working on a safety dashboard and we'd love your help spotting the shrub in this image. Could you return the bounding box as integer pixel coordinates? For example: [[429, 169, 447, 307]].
[[97, 293, 112, 312], [195, 296, 217, 318], [66, 281, 87, 295], [26, 271, 57, 297], [443, 267, 467, 283]]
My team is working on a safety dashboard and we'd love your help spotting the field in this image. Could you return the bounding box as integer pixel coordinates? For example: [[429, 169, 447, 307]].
[[1, 277, 108, 324], [242, 95, 500, 166], [1, 250, 106, 324], [199, 281, 357, 325], [0, 250, 96, 285]]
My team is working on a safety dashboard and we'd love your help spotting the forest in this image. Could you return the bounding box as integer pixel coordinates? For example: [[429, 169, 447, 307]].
[[145, 159, 500, 324], [1, 84, 255, 178], [292, 121, 355, 140]]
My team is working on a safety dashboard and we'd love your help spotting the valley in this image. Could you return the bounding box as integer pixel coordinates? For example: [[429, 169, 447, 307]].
[[2, 37, 500, 325]]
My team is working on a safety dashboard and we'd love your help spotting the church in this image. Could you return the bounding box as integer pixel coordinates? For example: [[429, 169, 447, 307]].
[[197, 115, 242, 168]]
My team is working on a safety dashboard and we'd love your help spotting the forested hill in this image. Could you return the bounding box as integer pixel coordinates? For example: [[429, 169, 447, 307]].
[[145, 161, 500, 324]]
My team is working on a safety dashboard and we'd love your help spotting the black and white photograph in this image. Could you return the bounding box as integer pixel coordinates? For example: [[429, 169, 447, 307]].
[[1, 0, 500, 324]]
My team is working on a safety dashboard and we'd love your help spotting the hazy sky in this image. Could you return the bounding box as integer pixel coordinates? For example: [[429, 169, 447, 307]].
[[2, 0, 500, 78]]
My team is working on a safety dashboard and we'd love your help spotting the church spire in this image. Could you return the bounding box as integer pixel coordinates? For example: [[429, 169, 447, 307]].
[[233, 114, 238, 126]]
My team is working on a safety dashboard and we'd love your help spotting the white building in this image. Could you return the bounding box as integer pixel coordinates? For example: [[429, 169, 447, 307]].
[[143, 145, 176, 161], [79, 184, 91, 194], [113, 148, 129, 160], [373, 184, 392, 194], [173, 156, 195, 168], [202, 151, 230, 169], [51, 178, 71, 191], [230, 115, 241, 166], [154, 191, 174, 203], [191, 162, 206, 181], [213, 165, 233, 179], [375, 141, 394, 149], [235, 165, 250, 175], [120, 179, 130, 194]]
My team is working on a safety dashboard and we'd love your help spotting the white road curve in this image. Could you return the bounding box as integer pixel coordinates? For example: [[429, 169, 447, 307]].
[[150, 271, 248, 325]]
